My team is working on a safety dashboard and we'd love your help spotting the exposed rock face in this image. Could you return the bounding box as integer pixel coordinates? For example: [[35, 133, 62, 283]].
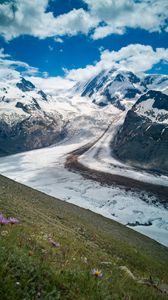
[[16, 78, 35, 92], [112, 90, 168, 174], [0, 77, 65, 156], [1, 70, 168, 160], [0, 112, 65, 156]]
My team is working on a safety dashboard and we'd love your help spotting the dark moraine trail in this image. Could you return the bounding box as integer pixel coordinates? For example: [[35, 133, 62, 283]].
[[65, 130, 168, 206]]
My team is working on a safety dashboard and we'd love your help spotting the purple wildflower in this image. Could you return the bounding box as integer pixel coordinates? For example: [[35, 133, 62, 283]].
[[0, 214, 9, 225], [8, 217, 19, 225], [48, 238, 60, 248]]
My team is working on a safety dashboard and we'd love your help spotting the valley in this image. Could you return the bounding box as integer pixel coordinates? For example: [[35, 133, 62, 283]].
[[0, 69, 168, 247], [1, 2, 168, 298]]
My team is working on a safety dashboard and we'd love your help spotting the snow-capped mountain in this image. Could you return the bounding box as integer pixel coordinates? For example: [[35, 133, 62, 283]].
[[1, 69, 168, 160], [0, 70, 168, 246], [77, 68, 168, 110], [0, 77, 65, 156], [142, 74, 168, 94], [112, 90, 168, 174]]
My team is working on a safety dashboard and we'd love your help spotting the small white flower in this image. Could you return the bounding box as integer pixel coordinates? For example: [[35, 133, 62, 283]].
[[91, 269, 103, 278]]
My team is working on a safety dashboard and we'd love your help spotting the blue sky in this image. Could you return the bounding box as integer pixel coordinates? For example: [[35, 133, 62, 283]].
[[0, 0, 168, 81]]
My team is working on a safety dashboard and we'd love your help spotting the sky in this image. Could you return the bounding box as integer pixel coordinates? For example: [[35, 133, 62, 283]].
[[0, 0, 168, 88]]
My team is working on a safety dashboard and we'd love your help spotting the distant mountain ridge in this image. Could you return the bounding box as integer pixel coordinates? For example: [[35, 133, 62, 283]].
[[77, 68, 168, 110], [0, 69, 168, 169]]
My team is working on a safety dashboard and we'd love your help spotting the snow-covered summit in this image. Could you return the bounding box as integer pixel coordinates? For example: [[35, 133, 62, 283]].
[[1, 77, 47, 112], [0, 69, 168, 159], [76, 68, 168, 110]]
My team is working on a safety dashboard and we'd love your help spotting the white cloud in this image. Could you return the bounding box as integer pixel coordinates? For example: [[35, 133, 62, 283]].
[[0, 0, 167, 41], [1, 45, 168, 92], [0, 48, 10, 58], [54, 37, 64, 43], [49, 8, 98, 37], [65, 64, 100, 82], [66, 44, 168, 81], [0, 48, 74, 92], [0, 47, 39, 80], [92, 24, 124, 39], [0, 1, 98, 41], [30, 76, 74, 94], [101, 44, 168, 71], [86, 0, 168, 39]]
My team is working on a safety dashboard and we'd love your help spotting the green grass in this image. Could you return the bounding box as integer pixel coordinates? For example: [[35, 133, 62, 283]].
[[0, 174, 168, 299]]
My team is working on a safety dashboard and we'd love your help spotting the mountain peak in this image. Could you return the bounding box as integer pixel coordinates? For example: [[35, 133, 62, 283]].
[[16, 77, 35, 92]]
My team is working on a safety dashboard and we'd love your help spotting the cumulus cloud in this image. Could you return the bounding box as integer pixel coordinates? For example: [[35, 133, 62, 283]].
[[0, 0, 98, 41], [92, 24, 124, 40], [66, 44, 168, 81], [65, 64, 100, 82], [86, 0, 168, 39], [0, 0, 167, 41], [1, 45, 168, 90], [30, 76, 74, 94]]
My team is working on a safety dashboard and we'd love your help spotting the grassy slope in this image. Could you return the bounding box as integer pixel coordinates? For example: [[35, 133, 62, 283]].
[[0, 174, 168, 300]]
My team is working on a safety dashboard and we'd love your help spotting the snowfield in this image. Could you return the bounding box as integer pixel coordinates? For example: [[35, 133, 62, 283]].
[[0, 96, 168, 247]]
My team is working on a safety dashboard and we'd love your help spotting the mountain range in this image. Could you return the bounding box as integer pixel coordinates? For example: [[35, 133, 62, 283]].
[[77, 69, 168, 109], [0, 69, 168, 173]]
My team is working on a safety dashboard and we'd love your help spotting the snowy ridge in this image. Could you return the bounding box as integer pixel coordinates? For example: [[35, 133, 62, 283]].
[[135, 98, 168, 124], [133, 90, 168, 124], [76, 68, 168, 110]]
